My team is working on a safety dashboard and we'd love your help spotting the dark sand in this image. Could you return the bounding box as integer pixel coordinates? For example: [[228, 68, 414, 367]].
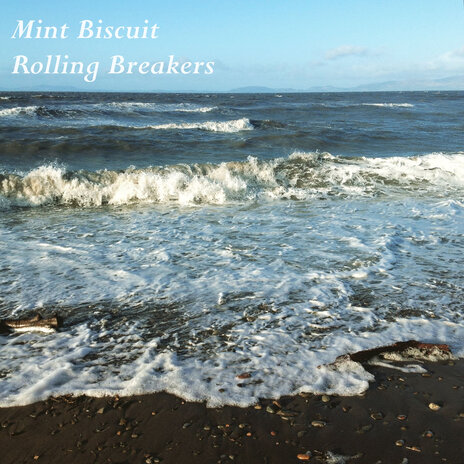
[[0, 360, 463, 464]]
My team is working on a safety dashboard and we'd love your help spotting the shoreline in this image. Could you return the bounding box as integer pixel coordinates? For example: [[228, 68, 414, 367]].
[[0, 357, 462, 463]]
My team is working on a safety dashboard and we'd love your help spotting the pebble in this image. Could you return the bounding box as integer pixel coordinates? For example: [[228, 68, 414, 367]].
[[254, 404, 262, 410], [237, 372, 251, 379], [405, 445, 421, 452], [297, 453, 311, 461], [277, 409, 298, 417], [395, 440, 405, 447], [370, 412, 384, 420], [270, 431, 277, 436], [397, 414, 407, 421], [428, 403, 441, 411], [311, 420, 326, 428], [183, 422, 192, 429], [96, 407, 105, 414], [321, 395, 330, 403], [33, 456, 39, 461], [266, 406, 276, 414], [423, 430, 434, 438]]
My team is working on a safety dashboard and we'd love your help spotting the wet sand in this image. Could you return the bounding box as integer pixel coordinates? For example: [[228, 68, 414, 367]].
[[0, 359, 463, 464]]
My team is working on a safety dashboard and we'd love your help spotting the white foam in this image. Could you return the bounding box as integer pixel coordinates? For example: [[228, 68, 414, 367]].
[[1, 152, 463, 208], [1, 318, 462, 408], [362, 103, 414, 108], [107, 102, 217, 113], [142, 117, 253, 132], [0, 106, 38, 117]]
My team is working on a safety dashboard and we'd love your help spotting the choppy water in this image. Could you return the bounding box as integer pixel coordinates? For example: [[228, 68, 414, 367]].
[[0, 91, 463, 406]]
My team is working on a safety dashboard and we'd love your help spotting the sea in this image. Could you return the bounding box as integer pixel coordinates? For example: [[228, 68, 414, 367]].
[[0, 91, 463, 407]]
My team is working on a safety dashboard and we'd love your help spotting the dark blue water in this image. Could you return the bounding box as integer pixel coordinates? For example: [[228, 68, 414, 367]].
[[1, 91, 463, 171]]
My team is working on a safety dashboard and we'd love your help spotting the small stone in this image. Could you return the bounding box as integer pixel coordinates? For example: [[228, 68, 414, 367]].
[[395, 440, 405, 447], [459, 412, 464, 418], [423, 430, 434, 438], [342, 406, 351, 413], [96, 407, 105, 414], [118, 418, 126, 426], [321, 395, 330, 403], [428, 403, 441, 411], [237, 372, 251, 379], [277, 409, 298, 417], [297, 431, 306, 438], [297, 453, 311, 461], [311, 420, 326, 428], [405, 445, 421, 452], [151, 411, 157, 416], [266, 406, 276, 414], [238, 423, 247, 429], [270, 431, 277, 436], [246, 432, 252, 437], [203, 425, 211, 431], [397, 414, 407, 421], [131, 434, 138, 439], [182, 422, 192, 429], [370, 412, 384, 420], [33, 456, 40, 461], [254, 404, 262, 410]]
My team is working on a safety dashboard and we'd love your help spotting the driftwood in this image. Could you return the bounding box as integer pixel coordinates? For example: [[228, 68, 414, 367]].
[[0, 314, 60, 333], [319, 340, 452, 370], [335, 340, 451, 364]]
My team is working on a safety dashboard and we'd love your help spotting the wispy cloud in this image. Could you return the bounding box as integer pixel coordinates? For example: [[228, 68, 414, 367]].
[[425, 46, 464, 72], [325, 45, 370, 61]]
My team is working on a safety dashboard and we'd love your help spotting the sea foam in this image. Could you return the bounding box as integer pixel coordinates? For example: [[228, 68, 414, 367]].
[[1, 152, 463, 208]]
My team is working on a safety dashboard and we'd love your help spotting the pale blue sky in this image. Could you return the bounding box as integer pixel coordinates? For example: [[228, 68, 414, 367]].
[[1, 0, 464, 91]]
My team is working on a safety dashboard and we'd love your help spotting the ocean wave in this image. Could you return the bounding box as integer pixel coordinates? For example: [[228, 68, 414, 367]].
[[140, 117, 254, 132], [1, 152, 463, 208], [0, 96, 11, 100], [362, 103, 414, 108], [107, 102, 217, 113], [0, 105, 39, 117]]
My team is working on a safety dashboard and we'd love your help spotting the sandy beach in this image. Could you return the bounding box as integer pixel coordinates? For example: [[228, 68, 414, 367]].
[[0, 356, 462, 464]]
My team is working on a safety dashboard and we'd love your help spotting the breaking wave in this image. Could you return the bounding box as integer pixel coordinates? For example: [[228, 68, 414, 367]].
[[0, 106, 39, 117], [362, 103, 414, 108], [107, 102, 217, 113], [1, 152, 463, 208], [140, 117, 254, 132]]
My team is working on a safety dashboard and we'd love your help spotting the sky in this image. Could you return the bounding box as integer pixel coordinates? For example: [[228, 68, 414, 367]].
[[1, 0, 464, 91]]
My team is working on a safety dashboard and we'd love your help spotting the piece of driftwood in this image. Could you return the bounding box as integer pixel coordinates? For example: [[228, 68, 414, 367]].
[[0, 313, 60, 333], [335, 340, 451, 364], [319, 340, 452, 370]]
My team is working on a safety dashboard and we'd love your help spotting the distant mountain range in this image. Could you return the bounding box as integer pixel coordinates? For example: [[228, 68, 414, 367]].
[[230, 76, 464, 93], [2, 75, 464, 93]]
